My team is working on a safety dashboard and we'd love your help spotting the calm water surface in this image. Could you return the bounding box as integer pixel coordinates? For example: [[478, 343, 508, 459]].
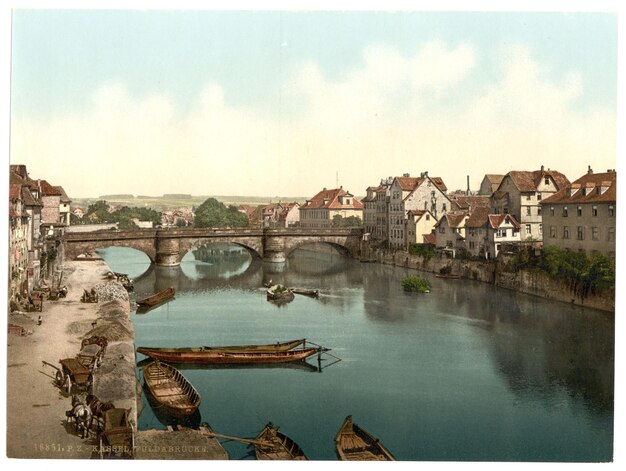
[[97, 245, 614, 462]]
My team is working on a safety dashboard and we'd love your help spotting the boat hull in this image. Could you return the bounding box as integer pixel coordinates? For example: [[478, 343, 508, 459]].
[[143, 361, 200, 416], [335, 415, 395, 461], [255, 423, 308, 460], [138, 346, 325, 365], [136, 287, 175, 308]]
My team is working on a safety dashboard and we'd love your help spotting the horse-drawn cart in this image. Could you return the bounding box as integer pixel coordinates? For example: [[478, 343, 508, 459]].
[[79, 336, 108, 369], [43, 358, 93, 395], [98, 408, 135, 458]]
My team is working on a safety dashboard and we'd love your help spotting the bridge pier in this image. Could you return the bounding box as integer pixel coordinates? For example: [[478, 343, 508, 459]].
[[156, 237, 181, 267], [262, 235, 286, 263]]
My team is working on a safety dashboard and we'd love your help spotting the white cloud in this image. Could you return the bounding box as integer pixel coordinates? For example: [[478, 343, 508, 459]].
[[10, 41, 615, 198]]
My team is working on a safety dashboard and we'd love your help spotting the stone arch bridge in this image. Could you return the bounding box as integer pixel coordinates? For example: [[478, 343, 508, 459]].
[[64, 227, 364, 266]]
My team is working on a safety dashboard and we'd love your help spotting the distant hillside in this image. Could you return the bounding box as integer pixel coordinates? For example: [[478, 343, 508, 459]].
[[71, 195, 307, 210]]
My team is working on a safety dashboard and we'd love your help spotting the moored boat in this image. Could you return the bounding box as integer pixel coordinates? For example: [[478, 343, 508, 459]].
[[255, 422, 308, 460], [136, 287, 175, 309], [290, 287, 320, 298], [138, 339, 305, 358], [266, 284, 294, 302], [435, 274, 460, 279], [137, 345, 328, 365], [335, 415, 395, 461], [142, 361, 200, 416]]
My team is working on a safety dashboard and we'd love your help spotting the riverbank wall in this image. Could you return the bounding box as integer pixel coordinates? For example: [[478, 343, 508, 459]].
[[359, 243, 614, 313]]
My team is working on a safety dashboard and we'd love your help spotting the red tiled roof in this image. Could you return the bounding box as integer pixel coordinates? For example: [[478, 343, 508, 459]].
[[21, 187, 42, 206], [465, 207, 492, 228], [488, 214, 521, 229], [435, 211, 467, 228], [542, 171, 616, 204], [54, 186, 71, 203], [395, 177, 421, 192], [430, 177, 447, 192], [504, 169, 569, 192], [302, 188, 363, 210], [449, 195, 490, 211], [423, 233, 436, 245], [40, 180, 62, 196]]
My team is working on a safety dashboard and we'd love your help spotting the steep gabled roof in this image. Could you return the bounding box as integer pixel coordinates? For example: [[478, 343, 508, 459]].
[[434, 211, 467, 228], [488, 214, 521, 229], [55, 186, 71, 203], [21, 186, 43, 207], [301, 188, 363, 210], [430, 177, 447, 192], [40, 180, 62, 197], [449, 195, 490, 211], [542, 171, 616, 205], [465, 207, 492, 228], [395, 177, 421, 192], [504, 169, 569, 192]]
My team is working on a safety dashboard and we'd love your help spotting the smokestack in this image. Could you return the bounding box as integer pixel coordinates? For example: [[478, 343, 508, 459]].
[[466, 175, 470, 195]]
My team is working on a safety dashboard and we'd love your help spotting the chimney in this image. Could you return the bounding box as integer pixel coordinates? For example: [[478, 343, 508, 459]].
[[541, 165, 544, 172], [466, 175, 470, 194], [403, 173, 410, 177], [588, 165, 593, 174]]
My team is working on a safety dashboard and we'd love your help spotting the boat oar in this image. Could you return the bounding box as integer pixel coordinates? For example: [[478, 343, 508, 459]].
[[204, 431, 274, 448]]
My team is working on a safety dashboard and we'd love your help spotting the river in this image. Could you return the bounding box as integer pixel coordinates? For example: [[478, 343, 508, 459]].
[[97, 244, 614, 462]]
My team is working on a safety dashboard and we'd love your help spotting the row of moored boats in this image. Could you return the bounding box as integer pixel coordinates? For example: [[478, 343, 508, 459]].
[[138, 338, 394, 460]]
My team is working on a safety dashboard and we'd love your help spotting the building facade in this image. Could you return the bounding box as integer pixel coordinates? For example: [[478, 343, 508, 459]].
[[405, 210, 436, 248], [299, 187, 363, 228], [541, 168, 616, 258], [491, 167, 569, 242]]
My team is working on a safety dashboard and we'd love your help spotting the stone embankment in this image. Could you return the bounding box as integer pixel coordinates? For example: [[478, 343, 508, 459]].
[[360, 243, 614, 313]]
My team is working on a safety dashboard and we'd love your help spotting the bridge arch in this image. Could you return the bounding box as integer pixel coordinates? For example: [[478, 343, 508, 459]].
[[65, 238, 157, 264], [177, 237, 263, 263], [284, 241, 353, 259]]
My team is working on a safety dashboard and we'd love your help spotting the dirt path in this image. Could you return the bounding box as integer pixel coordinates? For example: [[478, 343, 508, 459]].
[[6, 259, 127, 459]]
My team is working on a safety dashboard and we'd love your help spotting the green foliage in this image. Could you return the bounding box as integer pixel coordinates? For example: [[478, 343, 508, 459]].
[[331, 215, 362, 227], [408, 243, 435, 258], [401, 275, 432, 293], [194, 198, 249, 228], [514, 245, 615, 298], [83, 200, 161, 228]]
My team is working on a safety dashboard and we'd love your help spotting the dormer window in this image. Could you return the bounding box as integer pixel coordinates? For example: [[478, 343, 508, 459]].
[[545, 177, 550, 185]]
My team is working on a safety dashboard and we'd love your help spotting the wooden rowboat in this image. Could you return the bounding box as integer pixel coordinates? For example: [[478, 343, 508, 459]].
[[335, 415, 395, 461], [143, 361, 200, 416], [136, 287, 175, 309], [255, 422, 308, 460], [435, 274, 460, 279], [290, 288, 320, 298], [137, 346, 328, 365], [138, 339, 305, 358]]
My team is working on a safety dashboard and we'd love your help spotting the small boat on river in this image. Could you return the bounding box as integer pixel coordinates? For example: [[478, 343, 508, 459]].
[[335, 415, 395, 461], [435, 274, 460, 280], [266, 284, 294, 302], [136, 287, 175, 309], [137, 345, 328, 365], [255, 423, 308, 460], [143, 361, 200, 416], [138, 339, 305, 357], [290, 287, 320, 298]]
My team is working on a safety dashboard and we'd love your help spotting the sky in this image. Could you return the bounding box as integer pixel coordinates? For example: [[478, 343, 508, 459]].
[[7, 4, 620, 199]]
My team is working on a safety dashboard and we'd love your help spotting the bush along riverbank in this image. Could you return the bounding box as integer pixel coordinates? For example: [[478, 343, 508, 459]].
[[360, 242, 615, 313]]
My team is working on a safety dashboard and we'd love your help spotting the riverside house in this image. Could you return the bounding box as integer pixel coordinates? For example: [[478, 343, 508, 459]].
[[491, 167, 569, 242], [465, 207, 522, 259], [540, 168, 616, 259], [299, 187, 363, 228]]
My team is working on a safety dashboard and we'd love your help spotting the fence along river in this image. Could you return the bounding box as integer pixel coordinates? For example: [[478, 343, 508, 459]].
[[97, 244, 614, 461]]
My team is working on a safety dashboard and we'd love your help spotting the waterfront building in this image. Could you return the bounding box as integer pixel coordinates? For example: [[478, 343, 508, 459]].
[[9, 165, 45, 295], [9, 184, 29, 303], [56, 186, 72, 226], [299, 187, 363, 228], [465, 207, 522, 259], [388, 172, 450, 250], [246, 202, 300, 228], [540, 168, 616, 259], [434, 211, 469, 255], [491, 166, 569, 242], [374, 178, 393, 244], [362, 186, 379, 236], [276, 202, 300, 228], [405, 209, 437, 249]]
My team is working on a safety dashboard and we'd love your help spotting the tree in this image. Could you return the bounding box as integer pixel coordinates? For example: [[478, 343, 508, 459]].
[[194, 198, 249, 228], [332, 215, 362, 227]]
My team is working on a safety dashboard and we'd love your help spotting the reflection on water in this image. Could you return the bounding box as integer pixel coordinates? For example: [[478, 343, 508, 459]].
[[98, 245, 614, 461]]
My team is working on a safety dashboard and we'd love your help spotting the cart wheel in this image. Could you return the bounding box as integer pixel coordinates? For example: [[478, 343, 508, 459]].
[[55, 370, 64, 387], [64, 376, 73, 395]]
